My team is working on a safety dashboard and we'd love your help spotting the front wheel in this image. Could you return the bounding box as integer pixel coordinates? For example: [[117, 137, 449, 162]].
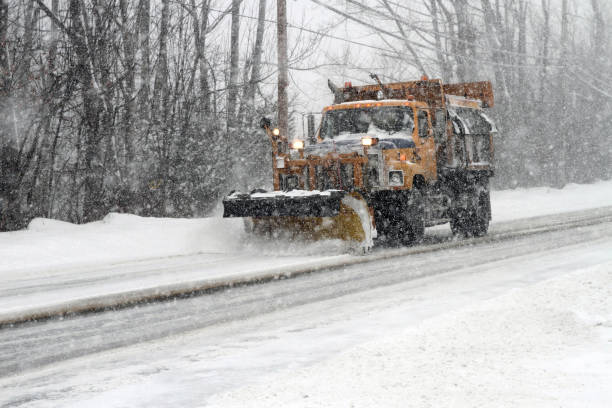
[[373, 189, 424, 247], [401, 188, 425, 245]]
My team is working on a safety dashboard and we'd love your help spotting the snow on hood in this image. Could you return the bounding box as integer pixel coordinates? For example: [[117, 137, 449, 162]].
[[306, 134, 415, 156]]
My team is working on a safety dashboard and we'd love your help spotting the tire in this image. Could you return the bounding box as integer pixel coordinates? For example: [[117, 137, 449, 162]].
[[451, 191, 490, 238], [450, 214, 463, 236], [374, 201, 403, 247], [373, 189, 426, 247], [401, 188, 425, 245], [470, 191, 490, 237]]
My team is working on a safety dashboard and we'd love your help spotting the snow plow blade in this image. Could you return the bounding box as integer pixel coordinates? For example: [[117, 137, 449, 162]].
[[223, 190, 345, 218], [223, 191, 374, 248]]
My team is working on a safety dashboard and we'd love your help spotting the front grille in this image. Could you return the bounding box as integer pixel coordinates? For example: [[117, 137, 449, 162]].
[[365, 153, 380, 188], [315, 162, 354, 191], [340, 163, 354, 190]]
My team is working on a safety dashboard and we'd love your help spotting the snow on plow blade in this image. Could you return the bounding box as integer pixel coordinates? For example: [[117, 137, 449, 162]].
[[223, 190, 345, 218], [223, 190, 373, 248]]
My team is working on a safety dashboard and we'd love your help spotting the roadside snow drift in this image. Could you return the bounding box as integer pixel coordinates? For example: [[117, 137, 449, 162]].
[[1, 179, 611, 274], [0, 213, 245, 274], [0, 180, 611, 325], [491, 180, 612, 222], [207, 263, 612, 408]]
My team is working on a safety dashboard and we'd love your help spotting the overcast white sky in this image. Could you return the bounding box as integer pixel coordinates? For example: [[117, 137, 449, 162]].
[[210, 0, 598, 136]]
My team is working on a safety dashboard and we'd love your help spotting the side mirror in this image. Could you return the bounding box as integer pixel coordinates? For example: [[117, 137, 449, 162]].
[[307, 114, 316, 143], [260, 117, 271, 130]]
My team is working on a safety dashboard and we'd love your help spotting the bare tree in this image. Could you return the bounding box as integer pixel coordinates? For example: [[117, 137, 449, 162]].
[[226, 0, 242, 128], [1, 0, 610, 231], [277, 0, 289, 141], [137, 0, 151, 121], [238, 0, 266, 126]]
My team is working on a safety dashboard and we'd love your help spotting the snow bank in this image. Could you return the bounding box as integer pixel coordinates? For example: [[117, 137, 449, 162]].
[[207, 263, 612, 407], [0, 180, 611, 274], [0, 213, 246, 274], [492, 179, 612, 222]]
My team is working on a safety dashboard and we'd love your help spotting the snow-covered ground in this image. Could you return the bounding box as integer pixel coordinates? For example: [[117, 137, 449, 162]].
[[1, 214, 610, 408], [208, 263, 612, 408], [491, 180, 612, 222], [1, 180, 611, 324], [0, 181, 611, 407]]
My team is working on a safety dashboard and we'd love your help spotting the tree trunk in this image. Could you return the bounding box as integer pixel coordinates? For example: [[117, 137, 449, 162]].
[[450, 0, 469, 81], [277, 0, 288, 141], [120, 0, 136, 164], [557, 0, 569, 187], [68, 0, 103, 222], [17, 1, 35, 92], [381, 0, 427, 77], [226, 0, 241, 128], [481, 0, 508, 104], [137, 0, 150, 122], [198, 0, 211, 124], [430, 0, 451, 80], [516, 0, 527, 91], [0, 0, 10, 128], [539, 0, 550, 103], [152, 0, 170, 215], [238, 0, 266, 126]]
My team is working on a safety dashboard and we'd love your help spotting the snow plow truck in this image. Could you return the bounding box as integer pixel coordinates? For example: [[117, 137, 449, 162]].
[[223, 76, 497, 250]]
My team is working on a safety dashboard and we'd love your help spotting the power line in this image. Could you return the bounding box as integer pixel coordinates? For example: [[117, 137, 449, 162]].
[[309, 0, 563, 69], [569, 69, 612, 99], [384, 0, 484, 19], [345, 0, 558, 64], [207, 7, 398, 55], [377, 0, 434, 19], [212, 3, 553, 70], [210, 2, 598, 74]]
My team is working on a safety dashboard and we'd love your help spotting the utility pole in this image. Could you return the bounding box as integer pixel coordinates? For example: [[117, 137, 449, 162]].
[[277, 0, 289, 141], [558, 0, 569, 187]]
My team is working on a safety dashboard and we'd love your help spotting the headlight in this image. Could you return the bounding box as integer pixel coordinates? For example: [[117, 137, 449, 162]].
[[272, 128, 280, 136], [290, 139, 304, 150], [361, 137, 378, 146], [389, 171, 404, 186]]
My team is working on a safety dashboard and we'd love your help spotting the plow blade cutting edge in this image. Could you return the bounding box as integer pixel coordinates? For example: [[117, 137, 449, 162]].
[[223, 191, 374, 249]]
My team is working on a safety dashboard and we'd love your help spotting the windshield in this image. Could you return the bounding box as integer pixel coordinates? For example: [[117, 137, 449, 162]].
[[320, 106, 414, 140]]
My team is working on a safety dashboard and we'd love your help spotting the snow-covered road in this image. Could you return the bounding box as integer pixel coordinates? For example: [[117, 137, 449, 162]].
[[1, 209, 611, 407]]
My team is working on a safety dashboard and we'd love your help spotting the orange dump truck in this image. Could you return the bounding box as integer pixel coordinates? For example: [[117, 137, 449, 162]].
[[223, 77, 497, 250]]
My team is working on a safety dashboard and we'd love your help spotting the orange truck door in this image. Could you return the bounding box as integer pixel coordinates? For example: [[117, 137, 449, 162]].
[[415, 109, 437, 181]]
